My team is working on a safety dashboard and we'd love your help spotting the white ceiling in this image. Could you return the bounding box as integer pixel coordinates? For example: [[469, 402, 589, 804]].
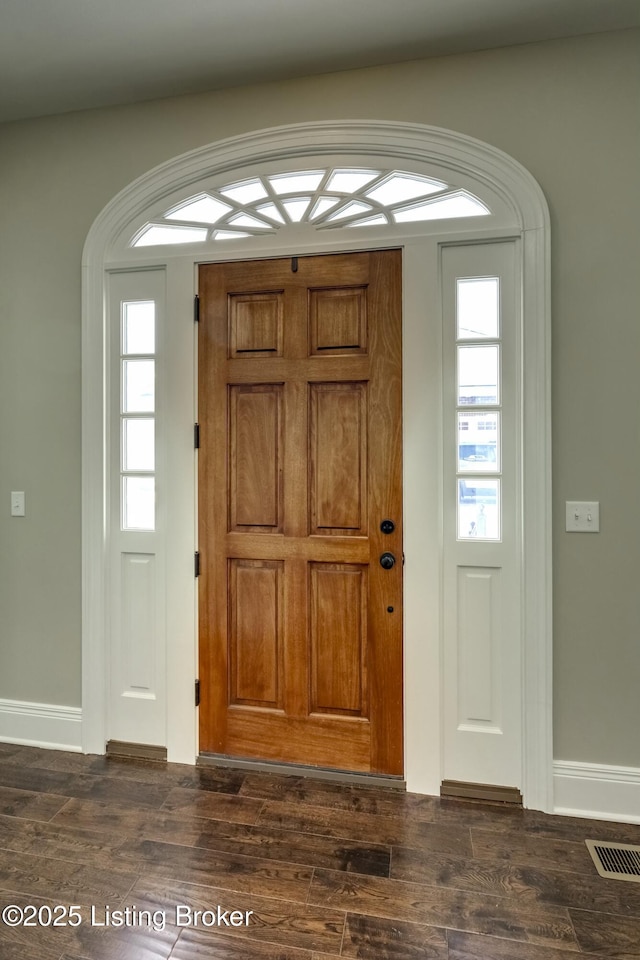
[[1, 0, 638, 124]]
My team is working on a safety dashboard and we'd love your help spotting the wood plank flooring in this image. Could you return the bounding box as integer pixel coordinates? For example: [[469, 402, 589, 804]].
[[1, 742, 639, 959]]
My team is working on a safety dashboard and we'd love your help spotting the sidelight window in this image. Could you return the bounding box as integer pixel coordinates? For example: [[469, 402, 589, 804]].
[[455, 277, 502, 541], [120, 300, 156, 530]]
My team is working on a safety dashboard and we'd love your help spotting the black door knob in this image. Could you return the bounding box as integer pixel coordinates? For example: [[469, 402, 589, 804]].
[[380, 519, 395, 534], [380, 552, 396, 570]]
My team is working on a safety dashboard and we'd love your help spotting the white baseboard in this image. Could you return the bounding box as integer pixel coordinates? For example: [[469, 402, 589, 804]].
[[0, 698, 82, 752], [554, 760, 640, 825]]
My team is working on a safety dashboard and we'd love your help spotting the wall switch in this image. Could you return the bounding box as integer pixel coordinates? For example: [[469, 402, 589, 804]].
[[566, 500, 599, 532], [10, 491, 25, 517]]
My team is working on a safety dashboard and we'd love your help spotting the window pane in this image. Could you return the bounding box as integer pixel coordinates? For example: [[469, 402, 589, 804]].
[[310, 197, 340, 219], [219, 179, 267, 203], [123, 301, 155, 354], [166, 195, 231, 224], [123, 359, 155, 412], [458, 412, 499, 472], [365, 173, 446, 205], [213, 230, 251, 240], [268, 171, 324, 193], [123, 476, 155, 531], [458, 479, 500, 540], [123, 418, 155, 472], [133, 224, 208, 246], [458, 345, 499, 405], [325, 169, 379, 192], [281, 198, 311, 222], [228, 213, 273, 229], [325, 201, 373, 222], [255, 203, 285, 223], [457, 278, 499, 339], [393, 191, 489, 222]]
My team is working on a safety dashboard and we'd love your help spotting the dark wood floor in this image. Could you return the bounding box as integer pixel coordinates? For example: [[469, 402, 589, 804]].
[[0, 743, 639, 959]]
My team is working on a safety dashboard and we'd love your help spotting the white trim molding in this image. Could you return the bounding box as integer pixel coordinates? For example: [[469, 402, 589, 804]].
[[554, 760, 640, 825], [0, 699, 82, 752], [82, 120, 552, 809]]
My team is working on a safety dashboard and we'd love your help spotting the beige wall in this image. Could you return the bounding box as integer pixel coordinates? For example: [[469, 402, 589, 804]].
[[0, 29, 638, 764]]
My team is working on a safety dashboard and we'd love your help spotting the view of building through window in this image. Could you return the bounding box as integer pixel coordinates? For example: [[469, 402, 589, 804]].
[[456, 277, 501, 540]]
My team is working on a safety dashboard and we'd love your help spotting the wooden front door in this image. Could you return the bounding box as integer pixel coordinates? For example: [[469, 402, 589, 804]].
[[198, 250, 403, 775]]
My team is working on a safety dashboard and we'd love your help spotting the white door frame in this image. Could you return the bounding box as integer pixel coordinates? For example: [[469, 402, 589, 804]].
[[82, 120, 552, 810]]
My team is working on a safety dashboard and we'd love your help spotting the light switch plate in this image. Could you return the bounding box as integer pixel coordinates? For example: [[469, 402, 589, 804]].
[[10, 491, 25, 517], [566, 500, 599, 532]]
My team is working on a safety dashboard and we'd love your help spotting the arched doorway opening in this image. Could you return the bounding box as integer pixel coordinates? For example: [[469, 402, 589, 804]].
[[82, 121, 552, 809]]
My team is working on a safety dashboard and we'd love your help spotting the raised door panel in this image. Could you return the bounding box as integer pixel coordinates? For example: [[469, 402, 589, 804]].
[[456, 566, 502, 731], [309, 382, 367, 535], [229, 384, 283, 532], [309, 287, 367, 355], [309, 562, 368, 717], [229, 559, 284, 709], [229, 292, 283, 357], [120, 553, 156, 696]]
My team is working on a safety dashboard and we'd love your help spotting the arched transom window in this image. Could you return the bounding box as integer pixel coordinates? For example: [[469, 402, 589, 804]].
[[131, 167, 490, 246]]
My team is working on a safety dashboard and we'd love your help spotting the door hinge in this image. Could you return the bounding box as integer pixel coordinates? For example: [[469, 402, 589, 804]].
[[291, 256, 298, 273], [194, 551, 200, 578], [194, 294, 200, 323], [195, 679, 201, 707], [194, 422, 200, 449]]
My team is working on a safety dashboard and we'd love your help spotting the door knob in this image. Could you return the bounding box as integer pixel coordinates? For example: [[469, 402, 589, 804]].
[[380, 519, 395, 534], [380, 552, 396, 570]]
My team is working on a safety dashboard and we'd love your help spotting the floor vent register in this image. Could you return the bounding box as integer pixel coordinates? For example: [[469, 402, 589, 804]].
[[586, 840, 640, 883]]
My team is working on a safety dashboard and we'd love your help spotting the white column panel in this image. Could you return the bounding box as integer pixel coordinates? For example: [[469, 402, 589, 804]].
[[403, 240, 443, 796], [164, 257, 198, 764]]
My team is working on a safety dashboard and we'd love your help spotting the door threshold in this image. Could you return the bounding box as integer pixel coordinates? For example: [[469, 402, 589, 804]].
[[198, 753, 405, 790]]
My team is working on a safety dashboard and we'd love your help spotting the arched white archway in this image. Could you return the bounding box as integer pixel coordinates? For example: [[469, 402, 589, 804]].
[[82, 121, 552, 810]]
